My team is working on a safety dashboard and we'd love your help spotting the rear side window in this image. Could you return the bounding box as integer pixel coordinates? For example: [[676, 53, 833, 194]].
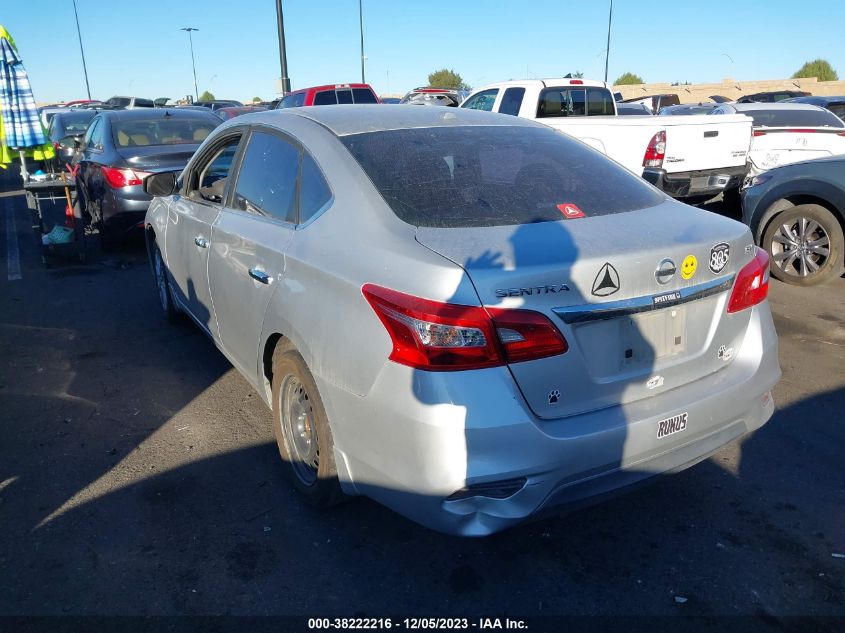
[[461, 89, 498, 111], [85, 118, 105, 150], [313, 90, 337, 106], [233, 131, 299, 223], [341, 125, 664, 228], [352, 88, 378, 104], [135, 99, 155, 108], [279, 93, 306, 108], [747, 109, 844, 128], [499, 88, 525, 116], [299, 153, 332, 224]]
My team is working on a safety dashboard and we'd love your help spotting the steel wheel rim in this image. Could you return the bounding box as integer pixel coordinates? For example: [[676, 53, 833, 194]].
[[279, 375, 319, 486], [770, 215, 831, 278], [154, 251, 168, 311]]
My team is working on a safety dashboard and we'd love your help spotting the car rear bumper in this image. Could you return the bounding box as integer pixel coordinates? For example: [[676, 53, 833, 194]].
[[644, 166, 748, 198], [318, 303, 780, 537], [102, 186, 152, 235]]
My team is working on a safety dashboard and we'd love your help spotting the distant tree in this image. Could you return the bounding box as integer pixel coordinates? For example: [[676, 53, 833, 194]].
[[427, 68, 470, 90], [571, 71, 584, 78], [670, 81, 692, 86], [199, 90, 216, 101], [614, 72, 644, 86], [793, 59, 838, 82], [252, 96, 262, 103]]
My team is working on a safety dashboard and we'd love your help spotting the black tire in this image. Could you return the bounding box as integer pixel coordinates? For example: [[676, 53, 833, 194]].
[[152, 244, 179, 323], [271, 344, 344, 507], [762, 204, 844, 286]]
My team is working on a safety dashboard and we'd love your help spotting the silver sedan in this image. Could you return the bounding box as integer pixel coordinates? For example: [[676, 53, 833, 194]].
[[144, 106, 781, 536]]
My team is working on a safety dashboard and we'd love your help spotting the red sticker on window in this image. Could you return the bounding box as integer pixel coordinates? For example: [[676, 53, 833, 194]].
[[557, 203, 585, 219]]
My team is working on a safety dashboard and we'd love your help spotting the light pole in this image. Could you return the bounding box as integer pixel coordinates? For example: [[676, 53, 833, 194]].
[[604, 0, 613, 83], [180, 27, 199, 102], [71, 0, 91, 99], [275, 0, 291, 94], [359, 0, 365, 83]]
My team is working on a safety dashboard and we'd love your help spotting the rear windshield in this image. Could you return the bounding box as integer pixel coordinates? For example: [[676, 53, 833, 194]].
[[341, 125, 664, 228], [313, 91, 337, 106], [352, 88, 378, 104], [56, 112, 96, 135], [734, 108, 844, 128], [827, 102, 845, 120], [107, 97, 130, 107], [537, 87, 615, 117], [112, 116, 219, 147]]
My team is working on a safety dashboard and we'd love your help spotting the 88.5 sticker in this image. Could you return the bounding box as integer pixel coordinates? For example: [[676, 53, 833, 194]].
[[709, 242, 730, 273]]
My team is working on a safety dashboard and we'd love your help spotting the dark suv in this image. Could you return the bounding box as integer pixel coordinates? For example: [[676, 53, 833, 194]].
[[742, 156, 845, 286]]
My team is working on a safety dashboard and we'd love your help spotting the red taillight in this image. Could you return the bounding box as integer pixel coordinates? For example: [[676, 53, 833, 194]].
[[727, 247, 770, 314], [642, 130, 666, 168], [53, 141, 60, 151], [361, 284, 567, 371], [101, 166, 149, 188], [752, 130, 767, 137]]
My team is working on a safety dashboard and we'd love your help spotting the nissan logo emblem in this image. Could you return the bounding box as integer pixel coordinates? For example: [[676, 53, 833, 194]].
[[655, 259, 676, 285]]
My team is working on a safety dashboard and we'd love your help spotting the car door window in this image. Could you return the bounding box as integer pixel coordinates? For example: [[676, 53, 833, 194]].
[[232, 131, 299, 223], [299, 153, 332, 225], [499, 88, 525, 116], [462, 89, 498, 111], [187, 135, 242, 204]]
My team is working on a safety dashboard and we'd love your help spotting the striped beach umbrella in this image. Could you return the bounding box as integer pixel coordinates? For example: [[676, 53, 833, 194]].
[[0, 24, 53, 173]]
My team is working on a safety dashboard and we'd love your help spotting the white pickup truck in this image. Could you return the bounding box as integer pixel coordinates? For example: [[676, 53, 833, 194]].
[[461, 78, 753, 199]]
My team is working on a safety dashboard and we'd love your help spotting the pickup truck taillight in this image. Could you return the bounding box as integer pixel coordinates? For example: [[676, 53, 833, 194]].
[[642, 130, 666, 168]]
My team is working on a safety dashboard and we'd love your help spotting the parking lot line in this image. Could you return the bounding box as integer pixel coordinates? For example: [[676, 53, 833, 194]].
[[5, 196, 21, 281]]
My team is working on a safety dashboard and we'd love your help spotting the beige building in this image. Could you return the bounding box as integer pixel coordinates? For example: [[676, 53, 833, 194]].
[[613, 76, 845, 104]]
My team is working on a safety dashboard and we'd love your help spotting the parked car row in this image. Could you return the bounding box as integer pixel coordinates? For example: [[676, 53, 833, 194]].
[[45, 74, 845, 287]]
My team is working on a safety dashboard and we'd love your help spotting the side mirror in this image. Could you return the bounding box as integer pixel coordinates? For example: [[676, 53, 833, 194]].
[[144, 171, 178, 197]]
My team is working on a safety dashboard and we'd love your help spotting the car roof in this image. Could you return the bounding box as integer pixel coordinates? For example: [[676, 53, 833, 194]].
[[476, 78, 608, 90], [97, 108, 221, 120], [243, 104, 541, 136], [727, 102, 827, 112], [286, 83, 373, 95]]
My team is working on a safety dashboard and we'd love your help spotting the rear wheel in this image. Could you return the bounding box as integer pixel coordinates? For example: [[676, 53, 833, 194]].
[[762, 204, 844, 286], [271, 344, 343, 507]]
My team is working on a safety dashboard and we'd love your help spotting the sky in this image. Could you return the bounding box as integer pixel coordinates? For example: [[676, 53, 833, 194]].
[[3, 0, 844, 103]]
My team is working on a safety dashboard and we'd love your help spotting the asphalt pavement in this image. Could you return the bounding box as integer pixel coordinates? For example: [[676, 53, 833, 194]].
[[0, 166, 843, 628]]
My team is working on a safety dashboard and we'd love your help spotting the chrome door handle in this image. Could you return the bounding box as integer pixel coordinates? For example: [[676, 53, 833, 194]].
[[248, 267, 271, 284], [194, 236, 209, 248]]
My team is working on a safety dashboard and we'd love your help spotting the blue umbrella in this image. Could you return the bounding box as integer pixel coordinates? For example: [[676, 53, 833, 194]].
[[0, 25, 52, 177]]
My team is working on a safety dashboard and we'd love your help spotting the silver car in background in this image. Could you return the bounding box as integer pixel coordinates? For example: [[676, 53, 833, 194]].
[[144, 106, 781, 536]]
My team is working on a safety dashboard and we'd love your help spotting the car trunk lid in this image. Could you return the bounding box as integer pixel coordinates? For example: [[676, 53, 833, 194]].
[[415, 200, 756, 420], [116, 143, 200, 172]]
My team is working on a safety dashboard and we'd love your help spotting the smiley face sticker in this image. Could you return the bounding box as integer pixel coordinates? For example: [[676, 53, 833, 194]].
[[681, 255, 697, 280]]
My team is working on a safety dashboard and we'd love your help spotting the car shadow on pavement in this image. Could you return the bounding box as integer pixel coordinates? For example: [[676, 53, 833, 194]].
[[0, 385, 842, 619]]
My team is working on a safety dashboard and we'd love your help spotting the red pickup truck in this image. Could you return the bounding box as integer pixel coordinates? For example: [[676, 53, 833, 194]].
[[276, 83, 380, 108]]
